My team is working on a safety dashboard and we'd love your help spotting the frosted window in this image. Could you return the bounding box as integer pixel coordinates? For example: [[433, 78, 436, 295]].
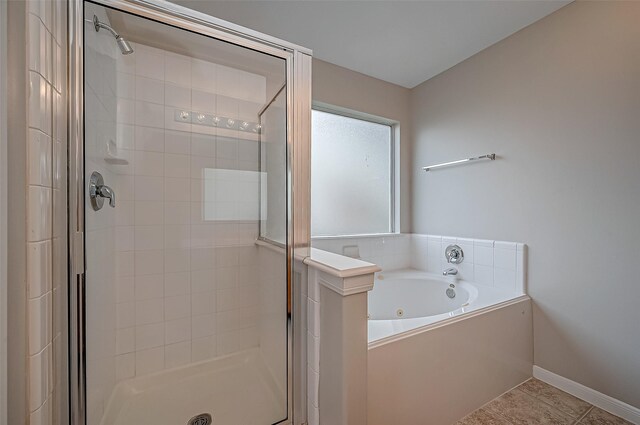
[[312, 110, 392, 236]]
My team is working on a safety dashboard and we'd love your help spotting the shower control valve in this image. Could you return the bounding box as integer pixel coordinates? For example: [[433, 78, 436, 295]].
[[445, 244, 464, 264]]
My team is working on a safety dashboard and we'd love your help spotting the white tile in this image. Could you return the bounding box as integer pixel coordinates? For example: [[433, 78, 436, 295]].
[[164, 271, 190, 296], [455, 237, 474, 264], [164, 225, 190, 251], [116, 276, 134, 303], [191, 314, 216, 339], [28, 129, 52, 187], [134, 250, 163, 276], [164, 83, 191, 110], [135, 126, 164, 152], [134, 225, 164, 251], [191, 336, 217, 362], [307, 367, 319, 408], [134, 176, 163, 201], [494, 267, 517, 291], [191, 59, 216, 93], [190, 248, 215, 271], [115, 328, 135, 355], [116, 302, 135, 329], [135, 299, 164, 325], [192, 291, 216, 316], [494, 248, 517, 270], [474, 264, 494, 286], [27, 240, 52, 299], [28, 344, 51, 412], [134, 274, 164, 300], [135, 48, 164, 81], [28, 72, 52, 134], [115, 226, 134, 252], [495, 241, 517, 250], [117, 252, 135, 277], [165, 130, 191, 154], [135, 101, 164, 128], [164, 178, 190, 202], [164, 341, 191, 369], [165, 318, 191, 344], [164, 154, 190, 178], [164, 249, 190, 273], [134, 201, 164, 226], [164, 295, 190, 320], [191, 133, 216, 157], [28, 186, 52, 242], [164, 202, 190, 224], [307, 331, 320, 373], [116, 353, 135, 380], [516, 246, 527, 294], [117, 98, 135, 125], [116, 200, 134, 226], [191, 269, 216, 293], [165, 53, 191, 87], [135, 322, 164, 350], [28, 292, 52, 356], [474, 244, 494, 266], [192, 90, 217, 112], [134, 150, 164, 176], [135, 346, 164, 376], [135, 76, 164, 104], [307, 299, 320, 338], [117, 72, 135, 99]]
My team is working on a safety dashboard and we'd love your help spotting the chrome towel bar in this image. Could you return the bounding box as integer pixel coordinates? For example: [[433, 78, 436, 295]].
[[422, 153, 496, 172]]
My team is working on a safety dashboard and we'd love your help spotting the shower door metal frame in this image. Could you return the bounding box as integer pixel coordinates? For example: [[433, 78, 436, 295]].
[[67, 1, 312, 423]]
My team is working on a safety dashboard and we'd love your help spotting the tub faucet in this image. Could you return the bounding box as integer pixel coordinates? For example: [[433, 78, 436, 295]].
[[443, 268, 458, 276]]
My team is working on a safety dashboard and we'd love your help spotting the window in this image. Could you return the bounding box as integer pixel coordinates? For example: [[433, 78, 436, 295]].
[[311, 109, 394, 237]]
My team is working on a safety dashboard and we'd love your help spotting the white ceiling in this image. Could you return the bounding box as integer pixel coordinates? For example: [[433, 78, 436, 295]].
[[172, 0, 569, 88]]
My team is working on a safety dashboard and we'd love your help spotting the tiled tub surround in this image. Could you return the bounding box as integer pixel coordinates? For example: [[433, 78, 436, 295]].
[[312, 233, 526, 293]]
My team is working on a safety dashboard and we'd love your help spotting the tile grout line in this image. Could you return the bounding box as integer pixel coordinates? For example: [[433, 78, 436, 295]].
[[573, 406, 594, 425], [520, 385, 594, 422]]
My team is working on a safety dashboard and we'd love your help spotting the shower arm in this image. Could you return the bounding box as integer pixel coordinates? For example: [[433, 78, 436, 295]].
[[93, 15, 120, 38]]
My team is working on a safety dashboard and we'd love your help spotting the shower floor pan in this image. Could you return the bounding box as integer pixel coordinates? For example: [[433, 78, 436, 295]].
[[101, 349, 286, 425]]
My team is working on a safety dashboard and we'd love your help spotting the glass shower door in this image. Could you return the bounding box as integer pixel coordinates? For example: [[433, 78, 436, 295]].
[[82, 2, 289, 424]]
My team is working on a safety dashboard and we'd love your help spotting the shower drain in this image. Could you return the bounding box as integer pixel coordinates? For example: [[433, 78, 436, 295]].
[[187, 413, 212, 425]]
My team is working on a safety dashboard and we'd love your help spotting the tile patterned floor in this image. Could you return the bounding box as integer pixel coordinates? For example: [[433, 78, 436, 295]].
[[457, 379, 633, 425]]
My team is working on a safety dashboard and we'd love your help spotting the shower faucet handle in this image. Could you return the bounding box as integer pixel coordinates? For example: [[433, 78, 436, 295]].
[[445, 244, 464, 264], [89, 171, 116, 211]]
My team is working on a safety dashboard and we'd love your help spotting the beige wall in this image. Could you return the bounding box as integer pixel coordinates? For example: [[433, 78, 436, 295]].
[[410, 1, 640, 407], [312, 59, 411, 233]]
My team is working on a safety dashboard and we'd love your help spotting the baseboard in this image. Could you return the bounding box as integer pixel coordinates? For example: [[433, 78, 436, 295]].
[[533, 366, 640, 424]]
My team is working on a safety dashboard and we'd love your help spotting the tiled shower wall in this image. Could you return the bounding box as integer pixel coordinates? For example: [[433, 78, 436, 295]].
[[25, 1, 67, 424], [109, 42, 267, 379]]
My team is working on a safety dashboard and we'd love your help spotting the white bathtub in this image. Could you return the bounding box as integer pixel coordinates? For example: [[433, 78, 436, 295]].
[[368, 269, 526, 343]]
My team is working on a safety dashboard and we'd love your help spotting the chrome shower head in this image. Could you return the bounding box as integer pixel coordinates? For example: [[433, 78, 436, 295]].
[[116, 36, 134, 55], [93, 15, 134, 55]]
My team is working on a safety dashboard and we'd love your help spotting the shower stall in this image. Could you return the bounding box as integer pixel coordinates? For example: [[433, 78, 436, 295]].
[[68, 1, 311, 424]]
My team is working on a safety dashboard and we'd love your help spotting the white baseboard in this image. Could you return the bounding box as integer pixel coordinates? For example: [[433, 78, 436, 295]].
[[533, 366, 640, 424]]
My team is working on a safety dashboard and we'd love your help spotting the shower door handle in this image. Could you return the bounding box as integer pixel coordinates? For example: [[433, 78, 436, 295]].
[[89, 171, 116, 210]]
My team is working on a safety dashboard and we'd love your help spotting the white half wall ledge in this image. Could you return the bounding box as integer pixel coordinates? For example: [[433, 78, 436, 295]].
[[304, 247, 381, 276], [533, 366, 640, 425]]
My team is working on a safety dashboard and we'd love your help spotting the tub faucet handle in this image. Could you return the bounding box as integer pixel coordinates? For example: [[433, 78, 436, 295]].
[[443, 268, 458, 276]]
